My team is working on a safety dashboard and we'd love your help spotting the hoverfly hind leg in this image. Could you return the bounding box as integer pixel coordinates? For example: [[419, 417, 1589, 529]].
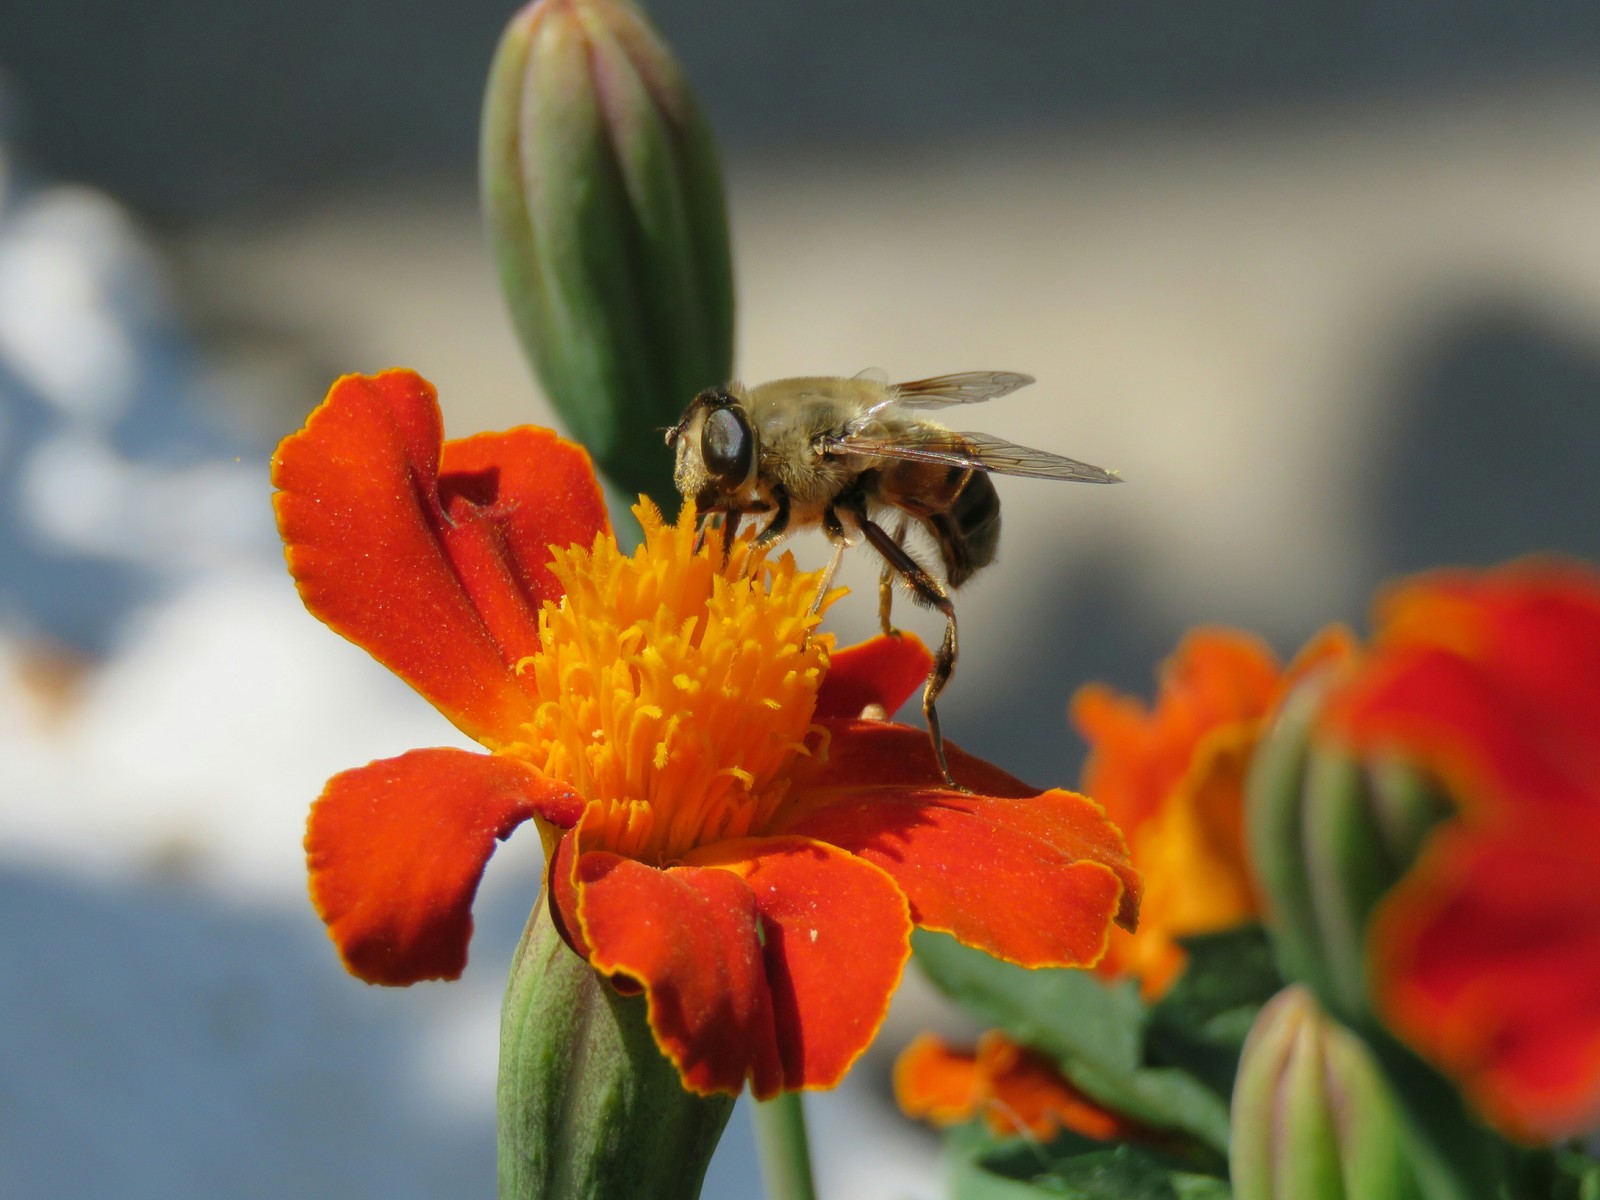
[[877, 517, 909, 636], [851, 507, 964, 790]]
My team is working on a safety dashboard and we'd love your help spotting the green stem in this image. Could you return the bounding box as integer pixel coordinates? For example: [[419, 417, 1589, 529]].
[[498, 900, 733, 1199], [752, 1092, 818, 1200]]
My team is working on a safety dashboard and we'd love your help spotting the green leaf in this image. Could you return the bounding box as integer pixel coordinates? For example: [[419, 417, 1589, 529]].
[[1145, 926, 1283, 1098], [1357, 1025, 1509, 1200], [912, 931, 1231, 1153], [949, 1127, 1231, 1200]]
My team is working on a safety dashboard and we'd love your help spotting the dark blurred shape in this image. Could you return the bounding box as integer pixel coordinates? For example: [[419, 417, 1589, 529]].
[[4, 0, 1600, 220], [1371, 302, 1600, 576], [955, 542, 1184, 789]]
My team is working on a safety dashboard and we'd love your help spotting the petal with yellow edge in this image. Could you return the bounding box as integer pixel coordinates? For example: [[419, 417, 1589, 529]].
[[307, 748, 581, 985], [567, 835, 912, 1098], [896, 1030, 1153, 1142], [272, 370, 608, 746], [781, 721, 1139, 968], [686, 836, 913, 1094]]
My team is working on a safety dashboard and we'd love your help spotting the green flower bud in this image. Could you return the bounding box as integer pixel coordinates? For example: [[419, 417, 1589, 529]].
[[1245, 679, 1450, 1026], [498, 900, 734, 1200], [1246, 679, 1513, 1200], [1231, 986, 1426, 1200], [482, 0, 735, 508]]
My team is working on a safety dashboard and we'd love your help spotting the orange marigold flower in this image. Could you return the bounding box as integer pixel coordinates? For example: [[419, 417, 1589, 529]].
[[895, 1031, 1151, 1142], [1071, 627, 1352, 998], [1320, 560, 1600, 1142], [272, 369, 1141, 1099]]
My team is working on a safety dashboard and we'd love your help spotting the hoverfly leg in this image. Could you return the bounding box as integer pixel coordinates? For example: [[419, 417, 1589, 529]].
[[692, 510, 718, 556], [810, 500, 853, 614], [853, 509, 963, 790], [877, 517, 908, 636], [753, 484, 791, 550], [821, 505, 847, 543], [810, 539, 848, 616], [720, 510, 740, 568]]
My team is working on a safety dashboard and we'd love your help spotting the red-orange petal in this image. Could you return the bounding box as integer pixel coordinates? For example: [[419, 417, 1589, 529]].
[[272, 370, 608, 746], [895, 1033, 987, 1125], [1071, 628, 1282, 834], [1328, 564, 1600, 826], [687, 836, 913, 1095], [780, 720, 1138, 968], [567, 849, 783, 1096], [570, 835, 913, 1097], [895, 1031, 1156, 1142], [1371, 831, 1600, 1141], [307, 748, 578, 985], [815, 633, 934, 720], [440, 426, 611, 623]]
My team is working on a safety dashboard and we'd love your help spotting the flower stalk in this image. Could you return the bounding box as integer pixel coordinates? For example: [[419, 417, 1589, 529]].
[[499, 898, 734, 1199], [751, 1092, 818, 1200]]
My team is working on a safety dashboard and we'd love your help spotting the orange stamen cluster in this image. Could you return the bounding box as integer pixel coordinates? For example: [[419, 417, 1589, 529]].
[[509, 501, 838, 864]]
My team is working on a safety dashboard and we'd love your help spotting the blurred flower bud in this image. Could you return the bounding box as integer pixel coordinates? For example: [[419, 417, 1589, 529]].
[[1231, 986, 1425, 1200], [1245, 679, 1449, 1025], [482, 0, 734, 508], [499, 899, 734, 1199]]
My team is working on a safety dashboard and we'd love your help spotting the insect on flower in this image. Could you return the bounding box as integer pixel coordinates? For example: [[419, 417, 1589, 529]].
[[667, 369, 1121, 785]]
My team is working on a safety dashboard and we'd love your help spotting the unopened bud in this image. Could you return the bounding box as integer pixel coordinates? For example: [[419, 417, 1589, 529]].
[[498, 899, 734, 1199], [482, 0, 734, 507], [1231, 986, 1425, 1200], [1245, 680, 1449, 1024]]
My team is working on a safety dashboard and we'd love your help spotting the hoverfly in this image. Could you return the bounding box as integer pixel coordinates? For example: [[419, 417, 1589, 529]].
[[667, 370, 1120, 786]]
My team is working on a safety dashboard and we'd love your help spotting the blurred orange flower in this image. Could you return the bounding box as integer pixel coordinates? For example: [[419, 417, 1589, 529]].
[[895, 1030, 1151, 1142], [1321, 561, 1600, 1142], [1072, 627, 1352, 998], [272, 369, 1141, 1099]]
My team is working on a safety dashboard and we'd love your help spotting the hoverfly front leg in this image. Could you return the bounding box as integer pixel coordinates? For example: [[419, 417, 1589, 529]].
[[719, 510, 741, 566], [692, 511, 718, 556], [809, 498, 850, 615], [850, 505, 963, 790], [752, 484, 791, 549]]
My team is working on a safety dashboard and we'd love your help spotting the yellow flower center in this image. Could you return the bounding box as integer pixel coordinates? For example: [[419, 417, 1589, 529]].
[[507, 500, 837, 864]]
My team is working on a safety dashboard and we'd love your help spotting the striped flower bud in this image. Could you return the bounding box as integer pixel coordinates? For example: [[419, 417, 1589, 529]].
[[1231, 986, 1425, 1200], [481, 0, 734, 507]]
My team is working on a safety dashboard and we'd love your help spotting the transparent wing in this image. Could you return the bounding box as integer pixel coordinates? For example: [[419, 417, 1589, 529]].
[[851, 366, 889, 385], [889, 371, 1036, 408], [821, 428, 1123, 483]]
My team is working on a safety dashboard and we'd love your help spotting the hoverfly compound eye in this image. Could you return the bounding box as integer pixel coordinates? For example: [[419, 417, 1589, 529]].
[[701, 405, 754, 489]]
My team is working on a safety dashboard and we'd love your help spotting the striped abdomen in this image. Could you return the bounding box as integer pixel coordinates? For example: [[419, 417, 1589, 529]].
[[877, 459, 1002, 588]]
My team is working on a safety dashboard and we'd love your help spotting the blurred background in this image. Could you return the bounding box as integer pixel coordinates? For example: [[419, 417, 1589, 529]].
[[3, 1, 1600, 1196]]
